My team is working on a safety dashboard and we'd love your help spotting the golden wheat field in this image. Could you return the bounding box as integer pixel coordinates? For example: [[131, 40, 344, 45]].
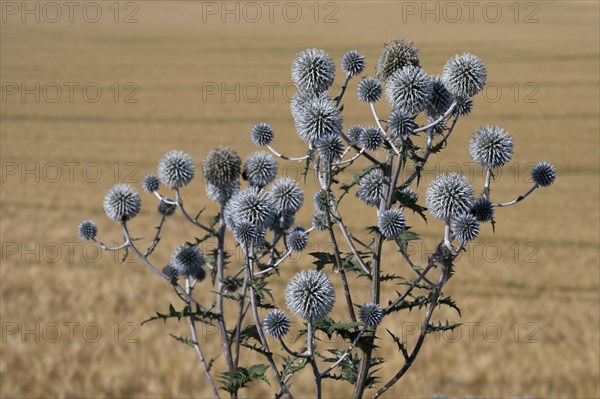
[[1, 1, 599, 398]]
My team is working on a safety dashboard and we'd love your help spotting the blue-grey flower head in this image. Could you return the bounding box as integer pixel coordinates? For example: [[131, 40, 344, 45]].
[[531, 162, 556, 187], [77, 220, 97, 241], [359, 127, 383, 151], [442, 53, 487, 97], [232, 220, 265, 247], [426, 76, 453, 117], [226, 187, 275, 229], [426, 173, 475, 221], [385, 66, 432, 113], [290, 91, 326, 121], [286, 226, 308, 252], [388, 108, 416, 140], [359, 303, 384, 327], [263, 310, 291, 339], [205, 180, 240, 204], [243, 151, 277, 188], [162, 264, 179, 281], [294, 95, 343, 143], [251, 123, 274, 147], [157, 198, 177, 217], [341, 50, 365, 77], [202, 147, 241, 188], [378, 208, 406, 239], [313, 189, 334, 212], [376, 39, 420, 81], [427, 116, 447, 135], [453, 213, 480, 243], [158, 151, 195, 189], [453, 96, 473, 117], [170, 244, 204, 278], [397, 187, 419, 206], [357, 77, 383, 103], [470, 197, 494, 222], [357, 168, 384, 206], [316, 133, 344, 164], [268, 177, 304, 215], [292, 48, 336, 95], [286, 269, 335, 321], [103, 184, 141, 221], [269, 212, 295, 234], [142, 174, 160, 193], [469, 125, 513, 169], [347, 125, 365, 145], [312, 211, 328, 231]]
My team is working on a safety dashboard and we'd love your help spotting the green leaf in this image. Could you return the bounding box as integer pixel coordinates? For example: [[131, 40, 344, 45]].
[[339, 164, 380, 201], [312, 316, 362, 341], [438, 295, 462, 317], [309, 252, 337, 271], [386, 329, 409, 360], [168, 333, 196, 347], [394, 230, 421, 253], [426, 320, 463, 334], [219, 364, 270, 394]]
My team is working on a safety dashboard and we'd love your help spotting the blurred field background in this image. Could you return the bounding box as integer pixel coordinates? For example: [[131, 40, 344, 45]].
[[1, 1, 599, 398]]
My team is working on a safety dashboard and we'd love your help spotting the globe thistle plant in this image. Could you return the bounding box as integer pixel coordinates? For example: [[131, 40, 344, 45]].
[[170, 244, 204, 278], [232, 220, 264, 248], [311, 211, 328, 231], [286, 269, 335, 321], [359, 303, 384, 327], [469, 125, 513, 169], [268, 177, 304, 215], [378, 208, 406, 239], [158, 151, 195, 189], [77, 220, 97, 241], [347, 125, 365, 145], [205, 180, 240, 204], [243, 151, 277, 188], [385, 66, 431, 113], [226, 187, 275, 230], [376, 39, 420, 81], [316, 133, 345, 164], [426, 173, 475, 221], [251, 123, 274, 147], [291, 48, 336, 95], [387, 108, 417, 140], [269, 212, 295, 234], [453, 96, 474, 117], [359, 127, 383, 151], [142, 174, 160, 193], [425, 76, 453, 117], [357, 168, 384, 206], [341, 50, 365, 77], [442, 53, 487, 97], [286, 226, 308, 252], [313, 189, 333, 212], [162, 264, 179, 281], [157, 198, 177, 217], [103, 184, 141, 221], [427, 116, 447, 135], [294, 94, 343, 143], [357, 77, 383, 103], [203, 147, 241, 188], [263, 310, 291, 339], [531, 162, 556, 187], [452, 213, 480, 243]]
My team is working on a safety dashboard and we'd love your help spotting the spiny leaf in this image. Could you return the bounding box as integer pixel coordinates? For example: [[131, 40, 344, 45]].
[[168, 333, 196, 347]]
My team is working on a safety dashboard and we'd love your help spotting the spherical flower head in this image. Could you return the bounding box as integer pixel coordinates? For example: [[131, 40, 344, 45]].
[[397, 187, 419, 206], [357, 77, 382, 103], [341, 50, 365, 77], [388, 108, 416, 140], [263, 310, 291, 339], [469, 125, 513, 169], [359, 127, 383, 151], [316, 133, 344, 164], [376, 39, 420, 82], [312, 211, 328, 231], [357, 168, 384, 206], [531, 162, 556, 187], [157, 198, 177, 217], [385, 66, 432, 114], [294, 95, 343, 143], [193, 266, 207, 282], [77, 220, 97, 241], [347, 125, 365, 145], [359, 303, 384, 327], [313, 189, 334, 212], [162, 264, 179, 282], [286, 269, 335, 321], [469, 197, 494, 222], [425, 76, 453, 117], [378, 208, 406, 239], [103, 184, 141, 221], [268, 177, 304, 214], [452, 96, 474, 117], [205, 180, 240, 204], [142, 174, 160, 193], [452, 213, 480, 243], [232, 220, 264, 247], [426, 173, 475, 221], [291, 48, 336, 95], [442, 53, 487, 97], [286, 226, 308, 252], [203, 147, 241, 188], [158, 151, 195, 189], [251, 123, 274, 147], [226, 187, 275, 230], [243, 151, 277, 188], [269, 212, 295, 234], [427, 116, 447, 135], [170, 244, 204, 278]]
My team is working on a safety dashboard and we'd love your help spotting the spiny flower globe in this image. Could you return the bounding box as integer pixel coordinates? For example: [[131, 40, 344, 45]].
[[469, 125, 513, 169], [378, 208, 406, 239], [263, 310, 291, 339], [77, 220, 97, 241], [291, 48, 336, 95], [426, 76, 453, 117], [142, 174, 160, 193], [357, 168, 384, 206], [158, 151, 195, 189], [359, 127, 383, 151], [385, 66, 431, 114], [531, 162, 556, 187], [426, 173, 475, 221], [170, 244, 204, 278], [286, 269, 335, 321], [312, 211, 328, 231], [357, 77, 383, 103], [103, 184, 141, 221], [316, 133, 344, 164], [313, 189, 333, 212], [442, 53, 487, 97], [286, 226, 308, 252], [205, 180, 240, 204], [397, 187, 419, 206], [470, 197, 494, 222], [388, 108, 416, 140], [226, 187, 275, 229], [341, 50, 365, 77], [453, 213, 480, 243], [268, 177, 304, 214], [157, 198, 177, 217], [427, 116, 447, 135], [359, 303, 384, 327], [202, 147, 241, 188], [251, 123, 274, 147], [162, 264, 179, 281], [376, 39, 420, 81], [453, 96, 474, 117], [294, 95, 343, 143], [269, 212, 295, 234], [347, 125, 365, 145], [232, 220, 264, 247], [243, 151, 277, 188]]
